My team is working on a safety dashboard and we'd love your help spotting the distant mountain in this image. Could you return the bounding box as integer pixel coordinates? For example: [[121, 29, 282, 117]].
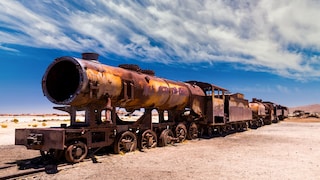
[[289, 104, 320, 113]]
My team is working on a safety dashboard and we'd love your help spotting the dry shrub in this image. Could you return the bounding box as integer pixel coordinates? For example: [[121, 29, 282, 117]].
[[12, 118, 19, 123], [1, 124, 8, 128], [42, 122, 47, 127], [32, 124, 38, 127]]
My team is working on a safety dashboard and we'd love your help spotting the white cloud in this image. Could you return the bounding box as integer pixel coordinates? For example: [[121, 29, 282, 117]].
[[276, 85, 289, 93], [0, 44, 19, 52], [0, 0, 320, 80], [264, 0, 320, 48]]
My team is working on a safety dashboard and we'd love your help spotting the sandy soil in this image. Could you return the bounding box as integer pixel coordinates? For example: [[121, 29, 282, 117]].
[[0, 117, 320, 179]]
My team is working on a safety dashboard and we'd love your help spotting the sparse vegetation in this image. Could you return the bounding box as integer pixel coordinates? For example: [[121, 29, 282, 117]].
[[42, 122, 47, 126], [76, 119, 83, 122], [32, 124, 38, 127], [11, 118, 19, 123], [1, 124, 8, 128], [37, 119, 47, 122]]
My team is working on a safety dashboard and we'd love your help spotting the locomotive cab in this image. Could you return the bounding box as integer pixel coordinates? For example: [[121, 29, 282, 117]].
[[185, 81, 227, 125]]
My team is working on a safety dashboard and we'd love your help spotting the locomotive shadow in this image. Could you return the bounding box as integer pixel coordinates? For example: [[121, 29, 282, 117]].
[[14, 155, 61, 174], [4, 146, 114, 174]]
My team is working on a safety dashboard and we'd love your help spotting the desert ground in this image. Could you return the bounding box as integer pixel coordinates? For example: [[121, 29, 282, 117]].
[[0, 116, 320, 179]]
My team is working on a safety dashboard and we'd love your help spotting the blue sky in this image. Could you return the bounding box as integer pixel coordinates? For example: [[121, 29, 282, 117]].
[[0, 0, 320, 114]]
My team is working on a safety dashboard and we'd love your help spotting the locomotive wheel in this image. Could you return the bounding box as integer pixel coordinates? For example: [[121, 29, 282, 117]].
[[199, 127, 205, 137], [175, 123, 187, 143], [217, 126, 227, 137], [65, 141, 88, 163], [139, 130, 157, 150], [217, 126, 224, 136], [187, 122, 198, 140], [114, 131, 137, 154], [159, 129, 174, 147], [207, 127, 214, 138], [40, 149, 63, 160]]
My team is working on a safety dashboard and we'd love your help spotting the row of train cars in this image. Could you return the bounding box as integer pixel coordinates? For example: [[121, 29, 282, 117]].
[[15, 53, 289, 163]]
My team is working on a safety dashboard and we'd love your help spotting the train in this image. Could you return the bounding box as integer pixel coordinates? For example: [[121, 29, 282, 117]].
[[15, 53, 289, 163]]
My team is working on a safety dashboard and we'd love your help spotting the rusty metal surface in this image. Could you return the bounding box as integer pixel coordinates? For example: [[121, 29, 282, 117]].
[[212, 87, 226, 122], [262, 101, 276, 123], [249, 98, 267, 120], [226, 93, 252, 122], [42, 56, 122, 107], [15, 128, 65, 151], [185, 81, 228, 124], [42, 55, 197, 113], [184, 83, 205, 117], [279, 105, 289, 118], [213, 98, 225, 118]]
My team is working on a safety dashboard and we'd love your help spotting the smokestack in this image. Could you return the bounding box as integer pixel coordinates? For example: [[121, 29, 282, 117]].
[[82, 52, 99, 61]]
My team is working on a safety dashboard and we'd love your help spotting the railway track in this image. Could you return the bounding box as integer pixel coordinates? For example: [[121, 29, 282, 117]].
[[0, 149, 111, 180], [0, 166, 46, 180], [0, 157, 62, 180]]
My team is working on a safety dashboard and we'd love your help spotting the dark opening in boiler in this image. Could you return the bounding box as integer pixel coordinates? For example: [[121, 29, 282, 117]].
[[45, 60, 80, 102]]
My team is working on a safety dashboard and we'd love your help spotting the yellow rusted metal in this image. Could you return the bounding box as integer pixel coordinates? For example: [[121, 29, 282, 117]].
[[42, 55, 193, 112]]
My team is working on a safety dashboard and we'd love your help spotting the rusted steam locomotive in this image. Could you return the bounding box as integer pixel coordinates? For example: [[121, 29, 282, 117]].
[[15, 53, 288, 163]]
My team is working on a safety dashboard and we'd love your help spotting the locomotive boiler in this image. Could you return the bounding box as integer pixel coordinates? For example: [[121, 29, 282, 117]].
[[42, 53, 204, 113], [249, 98, 267, 127], [15, 53, 288, 163]]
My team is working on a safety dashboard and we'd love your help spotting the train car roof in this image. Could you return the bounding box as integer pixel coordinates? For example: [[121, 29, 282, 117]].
[[185, 81, 227, 91], [263, 101, 277, 105]]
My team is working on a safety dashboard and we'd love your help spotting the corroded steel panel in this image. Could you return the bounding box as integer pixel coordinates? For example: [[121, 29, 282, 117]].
[[15, 128, 65, 151], [42, 56, 193, 111], [227, 93, 252, 122], [213, 98, 224, 117], [249, 102, 266, 120], [228, 107, 252, 122], [263, 102, 276, 122], [184, 82, 205, 117], [42, 56, 122, 107], [276, 108, 282, 117], [282, 108, 289, 117], [118, 75, 190, 110]]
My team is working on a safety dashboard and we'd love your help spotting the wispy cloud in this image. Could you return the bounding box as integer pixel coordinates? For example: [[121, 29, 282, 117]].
[[234, 83, 301, 97], [0, 0, 320, 80], [0, 44, 19, 52]]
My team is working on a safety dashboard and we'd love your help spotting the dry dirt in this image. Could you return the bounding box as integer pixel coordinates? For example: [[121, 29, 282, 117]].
[[1, 118, 320, 180]]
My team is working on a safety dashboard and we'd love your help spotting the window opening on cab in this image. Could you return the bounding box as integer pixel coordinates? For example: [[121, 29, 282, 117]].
[[214, 89, 224, 99]]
